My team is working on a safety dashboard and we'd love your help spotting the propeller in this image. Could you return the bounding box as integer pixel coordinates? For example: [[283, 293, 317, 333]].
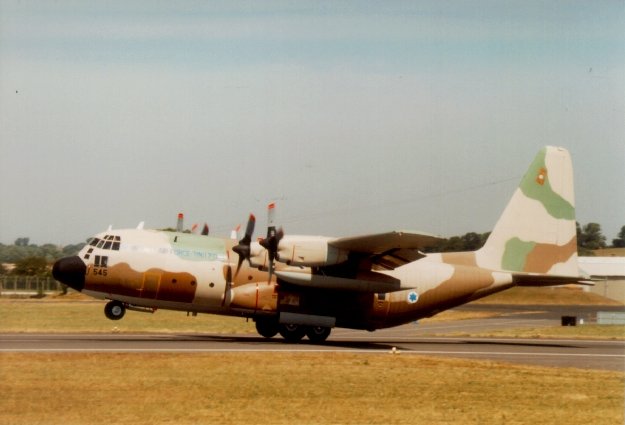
[[191, 223, 209, 236], [231, 214, 256, 277], [259, 203, 284, 282]]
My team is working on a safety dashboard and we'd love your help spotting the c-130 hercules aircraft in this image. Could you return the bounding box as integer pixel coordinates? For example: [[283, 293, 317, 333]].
[[53, 147, 590, 342]]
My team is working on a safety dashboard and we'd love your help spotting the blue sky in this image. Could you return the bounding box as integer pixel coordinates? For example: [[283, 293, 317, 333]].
[[1, 1, 624, 245]]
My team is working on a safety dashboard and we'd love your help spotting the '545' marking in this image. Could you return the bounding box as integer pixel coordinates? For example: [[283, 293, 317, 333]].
[[91, 267, 108, 277], [88, 255, 109, 276]]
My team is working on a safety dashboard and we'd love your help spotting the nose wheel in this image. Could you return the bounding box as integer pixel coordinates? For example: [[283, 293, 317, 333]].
[[104, 300, 126, 320]]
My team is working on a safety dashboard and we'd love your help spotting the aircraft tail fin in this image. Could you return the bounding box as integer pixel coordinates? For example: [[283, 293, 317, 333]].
[[476, 146, 578, 276]]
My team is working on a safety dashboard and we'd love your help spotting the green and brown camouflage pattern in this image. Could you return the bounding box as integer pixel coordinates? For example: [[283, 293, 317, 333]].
[[60, 146, 584, 336]]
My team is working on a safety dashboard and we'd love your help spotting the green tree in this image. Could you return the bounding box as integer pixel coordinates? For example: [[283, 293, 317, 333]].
[[612, 226, 625, 248], [427, 231, 490, 252], [578, 222, 607, 250], [12, 256, 48, 276], [14, 237, 30, 247]]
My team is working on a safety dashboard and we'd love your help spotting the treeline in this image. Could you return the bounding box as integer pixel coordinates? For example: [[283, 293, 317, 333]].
[[425, 223, 625, 254], [0, 238, 85, 276]]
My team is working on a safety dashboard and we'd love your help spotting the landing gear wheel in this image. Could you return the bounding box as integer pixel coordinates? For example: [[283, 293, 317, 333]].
[[255, 319, 279, 338], [306, 326, 331, 343], [104, 300, 126, 321], [278, 323, 306, 342]]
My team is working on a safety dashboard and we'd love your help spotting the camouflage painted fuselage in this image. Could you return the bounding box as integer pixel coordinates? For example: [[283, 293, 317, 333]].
[[76, 229, 516, 330], [56, 146, 584, 334]]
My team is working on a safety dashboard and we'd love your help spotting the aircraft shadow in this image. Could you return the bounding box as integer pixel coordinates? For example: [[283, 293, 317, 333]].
[[70, 333, 581, 351], [169, 333, 582, 350]]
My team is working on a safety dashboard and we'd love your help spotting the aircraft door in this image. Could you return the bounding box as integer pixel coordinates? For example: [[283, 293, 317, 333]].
[[192, 262, 228, 307], [142, 272, 161, 299]]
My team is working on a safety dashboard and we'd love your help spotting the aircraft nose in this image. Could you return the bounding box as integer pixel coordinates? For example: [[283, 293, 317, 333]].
[[52, 256, 86, 292]]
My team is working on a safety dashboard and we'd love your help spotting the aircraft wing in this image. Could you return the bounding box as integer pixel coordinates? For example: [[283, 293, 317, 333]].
[[329, 231, 443, 270]]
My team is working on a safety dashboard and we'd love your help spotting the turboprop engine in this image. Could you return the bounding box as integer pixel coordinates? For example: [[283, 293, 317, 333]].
[[274, 235, 349, 267], [233, 205, 351, 274]]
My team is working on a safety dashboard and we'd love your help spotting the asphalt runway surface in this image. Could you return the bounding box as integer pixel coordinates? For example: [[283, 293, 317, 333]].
[[2, 305, 624, 371]]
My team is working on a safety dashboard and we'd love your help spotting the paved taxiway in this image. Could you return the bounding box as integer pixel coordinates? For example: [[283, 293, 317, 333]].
[[2, 332, 623, 371]]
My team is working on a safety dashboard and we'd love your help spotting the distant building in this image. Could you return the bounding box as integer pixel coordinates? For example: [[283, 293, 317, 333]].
[[579, 257, 625, 303]]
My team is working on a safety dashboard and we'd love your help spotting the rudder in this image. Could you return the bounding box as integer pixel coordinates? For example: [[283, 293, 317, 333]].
[[476, 146, 578, 275]]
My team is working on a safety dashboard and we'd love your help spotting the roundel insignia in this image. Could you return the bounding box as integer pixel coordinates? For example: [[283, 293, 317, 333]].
[[407, 291, 419, 304]]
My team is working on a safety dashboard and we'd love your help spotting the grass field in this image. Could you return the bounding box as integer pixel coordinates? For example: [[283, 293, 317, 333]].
[[1, 290, 623, 339], [1, 293, 624, 424], [0, 298, 256, 334], [445, 324, 625, 340], [0, 297, 504, 334], [472, 286, 623, 305], [1, 352, 623, 425]]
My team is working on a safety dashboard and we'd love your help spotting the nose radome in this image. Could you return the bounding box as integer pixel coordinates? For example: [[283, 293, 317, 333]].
[[52, 256, 86, 292]]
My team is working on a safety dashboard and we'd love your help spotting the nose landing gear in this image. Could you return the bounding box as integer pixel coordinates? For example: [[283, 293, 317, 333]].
[[104, 300, 126, 320]]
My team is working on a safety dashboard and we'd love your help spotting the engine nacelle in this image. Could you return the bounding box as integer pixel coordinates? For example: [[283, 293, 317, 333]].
[[276, 236, 349, 267]]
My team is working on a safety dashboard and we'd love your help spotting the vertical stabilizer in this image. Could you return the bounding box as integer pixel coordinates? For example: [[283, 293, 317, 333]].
[[476, 147, 578, 275]]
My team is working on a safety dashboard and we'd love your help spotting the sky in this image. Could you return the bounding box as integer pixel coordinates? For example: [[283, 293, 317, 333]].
[[1, 1, 624, 246]]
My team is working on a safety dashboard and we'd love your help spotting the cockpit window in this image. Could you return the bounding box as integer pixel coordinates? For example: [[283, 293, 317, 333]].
[[89, 238, 100, 247], [112, 236, 121, 250], [94, 235, 122, 251]]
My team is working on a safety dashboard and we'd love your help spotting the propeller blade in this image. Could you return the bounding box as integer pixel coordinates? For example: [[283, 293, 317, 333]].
[[259, 203, 283, 283], [232, 214, 256, 277], [243, 214, 256, 242]]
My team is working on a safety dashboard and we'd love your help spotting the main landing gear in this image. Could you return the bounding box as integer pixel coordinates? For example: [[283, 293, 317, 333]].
[[254, 318, 332, 343]]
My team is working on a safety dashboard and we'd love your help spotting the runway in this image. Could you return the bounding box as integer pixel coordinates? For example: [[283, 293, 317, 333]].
[[2, 330, 623, 372], [2, 305, 623, 371]]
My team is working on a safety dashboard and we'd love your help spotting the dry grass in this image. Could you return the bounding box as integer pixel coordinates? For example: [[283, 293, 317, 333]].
[[0, 298, 255, 334], [472, 286, 623, 306], [0, 352, 623, 425], [453, 324, 625, 340], [2, 298, 623, 339], [0, 298, 503, 334], [420, 309, 502, 322]]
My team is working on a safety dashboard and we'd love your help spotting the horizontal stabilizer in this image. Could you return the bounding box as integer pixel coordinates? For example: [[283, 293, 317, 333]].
[[513, 272, 596, 287]]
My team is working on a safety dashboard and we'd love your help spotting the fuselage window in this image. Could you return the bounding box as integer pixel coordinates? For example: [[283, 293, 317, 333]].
[[94, 255, 109, 268]]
